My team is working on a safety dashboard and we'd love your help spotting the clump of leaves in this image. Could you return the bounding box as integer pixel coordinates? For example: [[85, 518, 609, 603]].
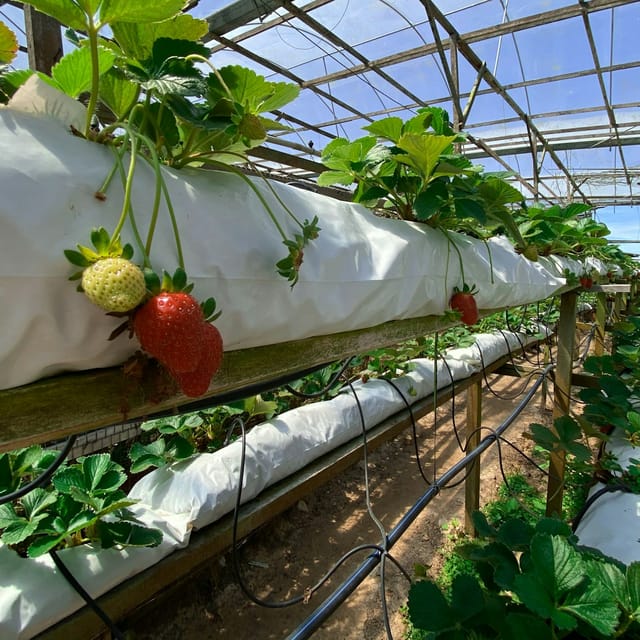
[[408, 513, 640, 639], [129, 394, 278, 472], [0, 449, 162, 557], [318, 106, 530, 254]]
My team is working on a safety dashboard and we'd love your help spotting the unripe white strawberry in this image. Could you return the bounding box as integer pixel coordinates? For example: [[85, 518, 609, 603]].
[[81, 257, 146, 312]]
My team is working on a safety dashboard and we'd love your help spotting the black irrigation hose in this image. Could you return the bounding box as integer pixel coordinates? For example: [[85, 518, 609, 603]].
[[50, 549, 125, 640], [475, 341, 542, 401], [284, 357, 357, 399], [570, 483, 633, 533], [0, 435, 77, 505], [438, 356, 466, 453], [286, 364, 554, 640], [229, 416, 411, 616], [381, 378, 432, 486]]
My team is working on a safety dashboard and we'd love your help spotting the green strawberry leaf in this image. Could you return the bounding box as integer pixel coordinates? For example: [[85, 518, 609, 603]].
[[408, 580, 457, 631], [111, 14, 208, 60], [99, 0, 185, 25], [0, 20, 18, 65], [21, 0, 88, 32], [50, 44, 116, 98]]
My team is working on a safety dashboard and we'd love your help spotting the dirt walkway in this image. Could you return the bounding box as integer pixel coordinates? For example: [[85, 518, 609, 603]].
[[126, 371, 553, 640]]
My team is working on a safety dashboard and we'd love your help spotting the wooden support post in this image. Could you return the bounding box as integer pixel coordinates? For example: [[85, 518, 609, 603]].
[[546, 290, 578, 517], [594, 291, 607, 356], [464, 380, 482, 535], [24, 6, 63, 75]]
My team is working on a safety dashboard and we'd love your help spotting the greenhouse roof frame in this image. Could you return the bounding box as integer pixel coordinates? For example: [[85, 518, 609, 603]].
[[198, 0, 640, 209], [6, 0, 640, 209]]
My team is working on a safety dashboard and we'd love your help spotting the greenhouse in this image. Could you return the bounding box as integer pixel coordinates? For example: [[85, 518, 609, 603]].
[[0, 0, 640, 638]]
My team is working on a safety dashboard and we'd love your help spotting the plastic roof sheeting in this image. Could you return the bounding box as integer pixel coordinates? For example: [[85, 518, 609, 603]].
[[197, 0, 640, 209]]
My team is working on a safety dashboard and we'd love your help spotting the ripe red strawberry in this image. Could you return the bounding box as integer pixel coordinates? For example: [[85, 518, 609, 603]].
[[579, 275, 593, 289], [172, 323, 224, 397], [133, 292, 205, 373], [450, 283, 479, 326]]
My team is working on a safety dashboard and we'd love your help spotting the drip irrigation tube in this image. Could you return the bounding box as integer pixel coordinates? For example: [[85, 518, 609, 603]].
[[286, 362, 554, 640]]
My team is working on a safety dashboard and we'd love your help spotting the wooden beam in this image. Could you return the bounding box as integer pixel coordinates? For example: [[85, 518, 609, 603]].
[[546, 290, 578, 516], [0, 314, 457, 453], [464, 380, 482, 536], [24, 6, 62, 75]]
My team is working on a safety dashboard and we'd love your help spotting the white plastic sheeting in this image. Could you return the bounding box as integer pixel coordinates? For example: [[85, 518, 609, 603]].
[[0, 80, 572, 390], [574, 429, 640, 565], [0, 330, 539, 638]]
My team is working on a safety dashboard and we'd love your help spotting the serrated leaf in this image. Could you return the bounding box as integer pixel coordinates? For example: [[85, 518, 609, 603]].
[[26, 533, 65, 557], [408, 580, 456, 631], [53, 467, 87, 495], [21, 487, 57, 518], [317, 169, 356, 187], [0, 20, 18, 65], [97, 520, 163, 548], [2, 518, 39, 546], [562, 579, 620, 636], [450, 573, 486, 620], [99, 67, 139, 119], [111, 14, 208, 60], [395, 133, 456, 180], [100, 0, 185, 25], [22, 0, 87, 32], [51, 45, 116, 98], [363, 116, 404, 143]]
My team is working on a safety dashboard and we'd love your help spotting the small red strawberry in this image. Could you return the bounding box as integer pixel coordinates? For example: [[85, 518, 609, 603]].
[[579, 275, 593, 289], [133, 291, 205, 373], [172, 323, 224, 397], [450, 283, 479, 326]]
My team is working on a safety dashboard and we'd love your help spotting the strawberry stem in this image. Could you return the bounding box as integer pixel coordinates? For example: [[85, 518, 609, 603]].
[[110, 146, 148, 266], [108, 132, 138, 252], [84, 16, 100, 139]]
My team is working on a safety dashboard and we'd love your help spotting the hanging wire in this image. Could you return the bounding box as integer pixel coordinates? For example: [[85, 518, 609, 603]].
[[380, 378, 432, 485], [228, 415, 410, 625]]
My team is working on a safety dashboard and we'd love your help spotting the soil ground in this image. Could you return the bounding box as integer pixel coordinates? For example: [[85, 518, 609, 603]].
[[125, 362, 558, 640]]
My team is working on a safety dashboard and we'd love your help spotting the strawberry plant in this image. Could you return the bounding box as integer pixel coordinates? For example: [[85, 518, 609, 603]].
[[1, 1, 322, 396], [408, 513, 640, 639], [318, 107, 530, 254], [0, 449, 162, 557]]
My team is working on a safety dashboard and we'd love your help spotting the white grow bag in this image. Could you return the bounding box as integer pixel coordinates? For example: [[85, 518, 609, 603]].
[[0, 80, 570, 391], [0, 330, 539, 638], [574, 429, 640, 565]]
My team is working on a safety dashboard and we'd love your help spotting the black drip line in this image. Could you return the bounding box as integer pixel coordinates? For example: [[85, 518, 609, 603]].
[[475, 339, 543, 402], [49, 549, 125, 640], [381, 377, 432, 486], [0, 434, 77, 505], [286, 363, 554, 640], [570, 482, 633, 533], [0, 433, 128, 639], [228, 393, 412, 640]]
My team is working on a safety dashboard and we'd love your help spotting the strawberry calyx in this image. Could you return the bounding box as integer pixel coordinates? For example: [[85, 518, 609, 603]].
[[64, 227, 135, 280], [143, 267, 221, 322], [452, 282, 478, 297]]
